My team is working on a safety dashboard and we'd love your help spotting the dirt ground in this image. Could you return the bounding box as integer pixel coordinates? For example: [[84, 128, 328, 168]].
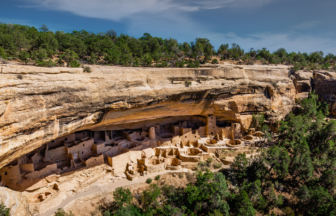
[[63, 172, 192, 216]]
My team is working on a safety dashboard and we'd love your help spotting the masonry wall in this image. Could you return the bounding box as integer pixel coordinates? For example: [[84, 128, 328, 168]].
[[19, 164, 34, 173], [31, 152, 41, 169], [47, 134, 76, 149], [231, 123, 242, 139], [172, 126, 181, 135], [110, 152, 130, 174], [75, 131, 91, 140], [25, 164, 57, 179], [104, 146, 120, 158], [180, 131, 200, 145], [0, 165, 22, 187], [221, 127, 232, 138], [84, 155, 104, 167], [45, 146, 68, 162], [181, 128, 192, 135], [198, 126, 206, 136], [67, 138, 94, 160], [206, 116, 217, 136]]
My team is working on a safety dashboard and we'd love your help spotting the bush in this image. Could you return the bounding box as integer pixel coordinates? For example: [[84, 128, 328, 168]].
[[206, 157, 213, 165], [0, 202, 10, 216], [83, 66, 91, 73], [212, 58, 218, 64], [146, 178, 152, 184], [282, 207, 295, 216], [0, 47, 7, 60], [155, 175, 160, 180], [185, 81, 192, 87], [214, 163, 222, 169], [178, 172, 184, 178], [55, 208, 74, 216], [19, 51, 30, 64], [36, 59, 56, 67], [69, 60, 80, 68], [17, 74, 23, 80], [293, 63, 301, 71]]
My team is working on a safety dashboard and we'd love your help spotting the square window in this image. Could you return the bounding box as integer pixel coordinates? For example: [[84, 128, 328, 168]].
[[65, 138, 68, 141], [5, 172, 7, 175]]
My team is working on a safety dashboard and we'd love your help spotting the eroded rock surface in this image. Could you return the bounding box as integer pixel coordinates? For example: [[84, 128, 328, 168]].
[[0, 187, 32, 216], [0, 64, 296, 169]]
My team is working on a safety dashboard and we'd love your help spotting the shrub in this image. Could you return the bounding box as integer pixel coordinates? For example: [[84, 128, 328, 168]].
[[146, 178, 152, 184], [293, 63, 301, 71], [322, 62, 331, 70], [282, 207, 295, 216], [19, 51, 30, 64], [155, 175, 160, 180], [178, 172, 184, 178], [212, 58, 218, 64], [83, 66, 91, 73], [69, 60, 80, 68], [0, 202, 10, 216], [214, 163, 222, 169], [206, 157, 213, 165], [55, 208, 74, 216], [36, 59, 56, 67], [0, 47, 7, 60], [17, 74, 23, 80], [185, 81, 192, 87]]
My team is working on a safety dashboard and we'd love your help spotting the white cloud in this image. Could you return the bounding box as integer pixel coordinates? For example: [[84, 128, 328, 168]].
[[291, 21, 320, 30], [20, 0, 336, 54], [23, 0, 275, 21]]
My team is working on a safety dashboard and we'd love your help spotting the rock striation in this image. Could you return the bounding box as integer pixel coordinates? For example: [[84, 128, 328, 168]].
[[0, 64, 296, 169]]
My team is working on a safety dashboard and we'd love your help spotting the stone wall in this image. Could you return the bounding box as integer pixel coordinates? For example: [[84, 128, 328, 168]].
[[45, 146, 67, 162], [84, 155, 104, 167], [25, 164, 57, 179]]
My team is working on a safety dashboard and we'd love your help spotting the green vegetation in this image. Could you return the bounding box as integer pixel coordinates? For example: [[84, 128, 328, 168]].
[[155, 175, 161, 180], [54, 208, 74, 216], [97, 92, 336, 215], [146, 178, 152, 184], [83, 66, 91, 73], [1, 23, 335, 69], [0, 203, 10, 216]]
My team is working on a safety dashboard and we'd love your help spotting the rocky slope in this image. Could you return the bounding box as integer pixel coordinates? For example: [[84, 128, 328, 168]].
[[0, 64, 296, 168], [0, 186, 31, 215]]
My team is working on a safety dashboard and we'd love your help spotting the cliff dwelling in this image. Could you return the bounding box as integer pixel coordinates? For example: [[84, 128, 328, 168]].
[[0, 115, 264, 191]]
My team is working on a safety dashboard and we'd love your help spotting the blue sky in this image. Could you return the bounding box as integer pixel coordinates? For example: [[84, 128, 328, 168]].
[[1, 0, 336, 54]]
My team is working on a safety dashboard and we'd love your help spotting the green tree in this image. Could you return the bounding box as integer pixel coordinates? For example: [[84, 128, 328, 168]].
[[139, 184, 161, 212], [39, 24, 49, 33], [19, 51, 30, 64], [59, 49, 79, 67], [0, 47, 7, 59], [235, 190, 257, 216]]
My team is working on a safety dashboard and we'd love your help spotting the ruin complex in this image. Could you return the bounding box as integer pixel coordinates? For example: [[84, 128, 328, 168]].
[[0, 115, 263, 191], [0, 63, 326, 215]]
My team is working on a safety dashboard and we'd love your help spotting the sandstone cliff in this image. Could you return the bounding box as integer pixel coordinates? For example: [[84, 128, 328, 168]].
[[0, 64, 296, 168]]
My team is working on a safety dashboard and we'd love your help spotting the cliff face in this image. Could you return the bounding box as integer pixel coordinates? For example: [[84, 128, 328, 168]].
[[313, 71, 336, 115], [0, 64, 296, 168]]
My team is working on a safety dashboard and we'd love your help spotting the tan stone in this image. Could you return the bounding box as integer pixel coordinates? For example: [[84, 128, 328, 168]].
[[0, 187, 32, 215], [0, 64, 296, 169]]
